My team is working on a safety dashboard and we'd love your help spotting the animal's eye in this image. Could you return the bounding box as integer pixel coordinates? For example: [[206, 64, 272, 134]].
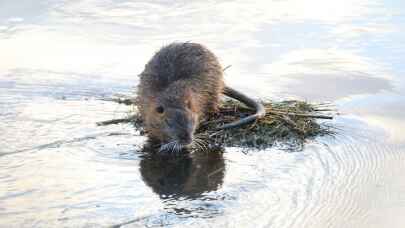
[[156, 106, 164, 114]]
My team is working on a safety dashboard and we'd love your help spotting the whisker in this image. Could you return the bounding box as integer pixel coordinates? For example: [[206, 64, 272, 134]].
[[191, 141, 199, 152], [195, 138, 208, 152], [159, 141, 175, 153], [197, 139, 205, 151], [176, 142, 180, 155], [197, 141, 204, 152], [172, 142, 178, 155], [193, 139, 201, 152], [170, 142, 176, 154]]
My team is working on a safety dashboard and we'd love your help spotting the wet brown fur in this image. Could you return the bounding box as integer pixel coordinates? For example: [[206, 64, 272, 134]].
[[137, 42, 224, 146]]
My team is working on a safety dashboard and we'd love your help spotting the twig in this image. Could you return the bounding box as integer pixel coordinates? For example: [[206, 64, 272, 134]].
[[101, 97, 135, 105], [209, 130, 224, 137], [313, 108, 336, 112], [267, 111, 333, 119], [96, 117, 134, 126], [223, 65, 232, 72]]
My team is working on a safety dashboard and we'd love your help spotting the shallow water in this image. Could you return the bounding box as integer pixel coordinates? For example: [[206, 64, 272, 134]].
[[1, 0, 405, 227]]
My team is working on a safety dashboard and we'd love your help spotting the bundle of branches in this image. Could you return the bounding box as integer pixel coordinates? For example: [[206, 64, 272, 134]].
[[196, 99, 335, 150], [98, 96, 336, 151]]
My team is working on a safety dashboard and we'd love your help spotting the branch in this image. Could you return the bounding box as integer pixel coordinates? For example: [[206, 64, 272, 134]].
[[101, 97, 135, 105], [96, 117, 134, 126], [267, 111, 333, 120]]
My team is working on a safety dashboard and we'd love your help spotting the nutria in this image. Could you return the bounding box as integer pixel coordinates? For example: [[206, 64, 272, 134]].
[[137, 42, 265, 153]]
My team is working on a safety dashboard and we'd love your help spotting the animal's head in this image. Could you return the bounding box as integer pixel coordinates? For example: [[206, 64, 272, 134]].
[[143, 87, 200, 153]]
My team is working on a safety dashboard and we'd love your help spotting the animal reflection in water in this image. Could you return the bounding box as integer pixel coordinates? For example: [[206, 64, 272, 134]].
[[139, 146, 225, 200]]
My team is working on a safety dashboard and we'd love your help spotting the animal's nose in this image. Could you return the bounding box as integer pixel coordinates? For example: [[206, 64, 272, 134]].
[[179, 132, 193, 145]]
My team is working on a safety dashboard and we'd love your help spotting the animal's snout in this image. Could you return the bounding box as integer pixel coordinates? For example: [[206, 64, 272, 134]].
[[169, 110, 195, 146], [178, 131, 193, 145]]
